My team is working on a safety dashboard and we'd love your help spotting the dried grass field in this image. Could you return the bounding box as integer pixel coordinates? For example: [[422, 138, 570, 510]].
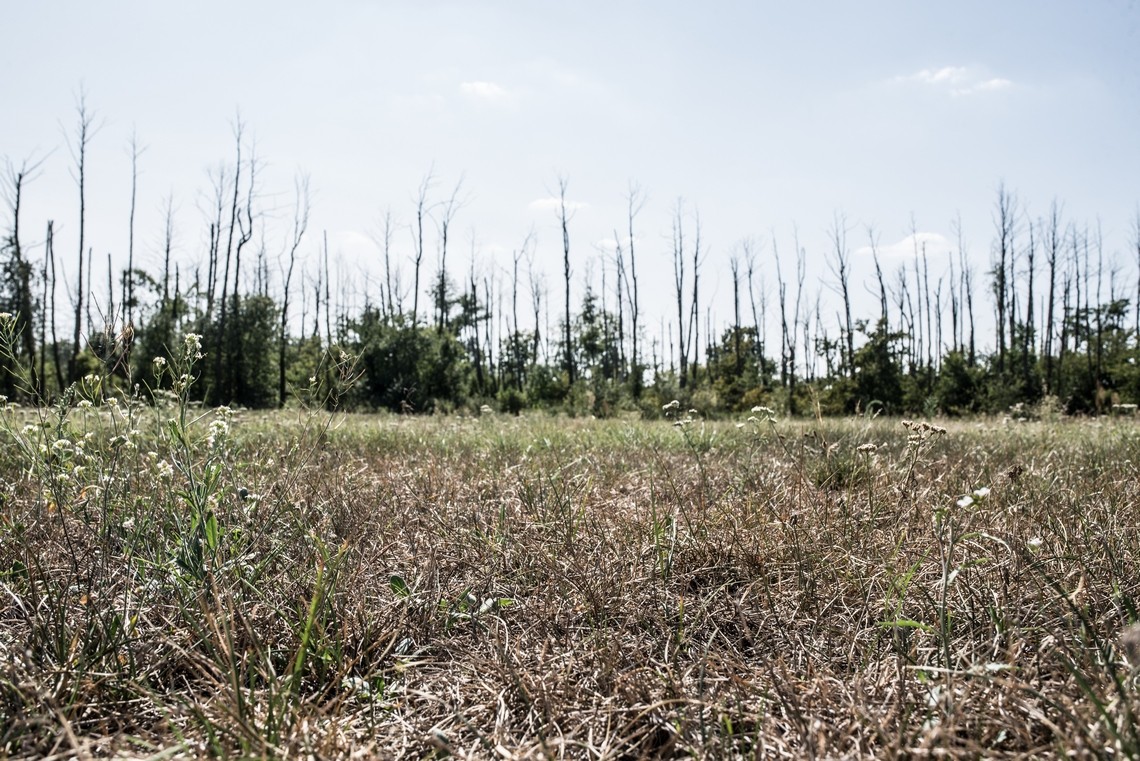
[[3, 396, 1140, 758]]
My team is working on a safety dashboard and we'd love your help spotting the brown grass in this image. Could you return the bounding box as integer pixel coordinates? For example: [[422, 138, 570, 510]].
[[2, 410, 1139, 758]]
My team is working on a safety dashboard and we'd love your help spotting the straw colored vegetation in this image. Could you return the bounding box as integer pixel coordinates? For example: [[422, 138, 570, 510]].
[[2, 368, 1140, 757]]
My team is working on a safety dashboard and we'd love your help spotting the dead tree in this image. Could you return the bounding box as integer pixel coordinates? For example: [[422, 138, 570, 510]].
[[2, 157, 44, 395], [687, 209, 703, 387], [435, 178, 465, 332], [992, 184, 1017, 373], [125, 131, 144, 328], [411, 169, 435, 325], [278, 174, 309, 406], [865, 226, 889, 330], [672, 200, 689, 387], [67, 90, 98, 383], [557, 176, 575, 383], [626, 182, 646, 376], [729, 250, 743, 376], [826, 212, 854, 375]]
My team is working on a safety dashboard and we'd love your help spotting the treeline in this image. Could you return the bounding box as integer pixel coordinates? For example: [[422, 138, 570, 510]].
[[3, 104, 1140, 418]]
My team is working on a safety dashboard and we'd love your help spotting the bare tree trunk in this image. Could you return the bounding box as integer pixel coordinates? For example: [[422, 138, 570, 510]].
[[672, 200, 688, 387], [866, 226, 889, 329], [1094, 222, 1104, 384], [743, 238, 764, 362], [1024, 219, 1036, 384], [934, 274, 945, 372], [69, 92, 96, 383], [558, 176, 575, 384], [612, 231, 626, 378], [2, 158, 42, 394], [826, 213, 854, 375], [1058, 271, 1072, 400], [730, 252, 742, 376], [411, 169, 434, 325], [510, 239, 522, 391], [528, 255, 543, 368], [47, 221, 64, 392], [1133, 209, 1140, 349], [921, 241, 933, 370], [1043, 202, 1061, 392], [993, 184, 1016, 374], [378, 207, 395, 320], [688, 209, 702, 387], [323, 232, 332, 347], [773, 234, 789, 389], [469, 265, 484, 394], [947, 252, 958, 355], [279, 175, 309, 406], [126, 131, 143, 328], [953, 215, 976, 366], [213, 120, 246, 398], [626, 182, 645, 376], [483, 275, 495, 387], [435, 178, 464, 333]]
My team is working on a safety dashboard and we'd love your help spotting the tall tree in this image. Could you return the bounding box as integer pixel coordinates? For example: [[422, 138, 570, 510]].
[[68, 89, 98, 383], [671, 199, 689, 387], [557, 176, 575, 384], [125, 131, 144, 328], [826, 212, 854, 375], [2, 157, 44, 395], [411, 169, 434, 326], [992, 184, 1017, 373], [278, 174, 309, 407], [625, 182, 645, 376], [434, 178, 465, 332], [1042, 201, 1062, 392], [865, 226, 889, 329]]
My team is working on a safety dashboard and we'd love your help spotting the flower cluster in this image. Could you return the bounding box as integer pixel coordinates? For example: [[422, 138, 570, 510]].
[[956, 486, 991, 509]]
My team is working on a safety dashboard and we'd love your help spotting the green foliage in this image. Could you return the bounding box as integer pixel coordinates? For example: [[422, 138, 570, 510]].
[[849, 320, 905, 414], [349, 308, 471, 412]]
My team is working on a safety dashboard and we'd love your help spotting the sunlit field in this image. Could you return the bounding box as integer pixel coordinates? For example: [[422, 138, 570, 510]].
[[3, 381, 1140, 758]]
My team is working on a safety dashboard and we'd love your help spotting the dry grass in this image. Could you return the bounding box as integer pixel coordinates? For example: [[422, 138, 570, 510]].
[[2, 403, 1140, 759]]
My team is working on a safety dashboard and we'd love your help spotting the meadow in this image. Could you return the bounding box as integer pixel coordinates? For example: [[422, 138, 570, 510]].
[[2, 365, 1140, 758]]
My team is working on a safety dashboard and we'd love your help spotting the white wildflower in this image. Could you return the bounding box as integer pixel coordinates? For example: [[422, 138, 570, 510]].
[[184, 333, 203, 357], [207, 419, 229, 447]]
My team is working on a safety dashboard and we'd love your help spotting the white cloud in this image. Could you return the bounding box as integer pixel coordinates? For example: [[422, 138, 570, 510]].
[[893, 66, 1013, 96], [898, 66, 969, 86], [460, 80, 511, 101], [329, 230, 380, 260], [856, 232, 955, 261], [593, 235, 638, 254], [973, 77, 1013, 93], [528, 196, 589, 213]]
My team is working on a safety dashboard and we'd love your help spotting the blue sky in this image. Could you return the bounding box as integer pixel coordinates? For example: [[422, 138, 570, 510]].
[[3, 1, 1138, 358]]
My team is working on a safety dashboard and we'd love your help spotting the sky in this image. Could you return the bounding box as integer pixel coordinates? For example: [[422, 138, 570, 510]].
[[2, 1, 1139, 361]]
